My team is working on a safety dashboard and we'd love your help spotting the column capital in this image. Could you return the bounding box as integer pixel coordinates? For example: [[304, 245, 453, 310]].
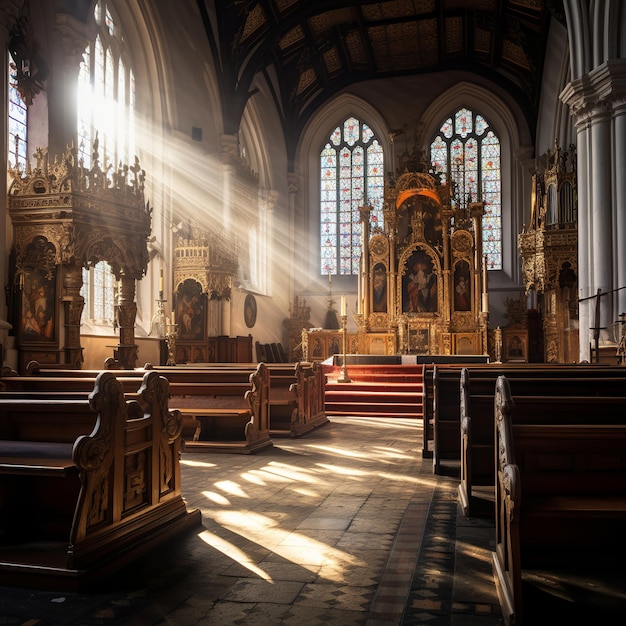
[[561, 59, 626, 121], [287, 171, 301, 196], [260, 188, 279, 212], [219, 133, 239, 166], [55, 13, 91, 70]]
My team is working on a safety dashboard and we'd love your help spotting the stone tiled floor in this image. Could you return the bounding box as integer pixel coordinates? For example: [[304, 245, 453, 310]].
[[0, 416, 504, 625]]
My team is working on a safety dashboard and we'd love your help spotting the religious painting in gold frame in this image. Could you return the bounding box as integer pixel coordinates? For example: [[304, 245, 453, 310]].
[[401, 247, 438, 314], [174, 279, 207, 341], [19, 267, 58, 345]]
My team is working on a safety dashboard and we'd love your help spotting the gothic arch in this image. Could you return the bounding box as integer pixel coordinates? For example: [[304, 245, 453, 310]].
[[420, 81, 532, 284], [296, 93, 391, 288]]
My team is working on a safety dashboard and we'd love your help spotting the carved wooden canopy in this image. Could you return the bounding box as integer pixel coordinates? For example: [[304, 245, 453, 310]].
[[7, 144, 152, 280], [173, 231, 239, 300]]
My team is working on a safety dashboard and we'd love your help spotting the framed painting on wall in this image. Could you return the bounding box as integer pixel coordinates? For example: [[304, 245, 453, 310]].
[[174, 279, 207, 341], [402, 249, 438, 313], [244, 293, 257, 328], [19, 268, 57, 345], [503, 329, 528, 363]]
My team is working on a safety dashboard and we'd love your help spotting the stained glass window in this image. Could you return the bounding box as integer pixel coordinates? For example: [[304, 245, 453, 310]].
[[8, 52, 27, 170], [430, 107, 502, 270], [320, 117, 384, 275]]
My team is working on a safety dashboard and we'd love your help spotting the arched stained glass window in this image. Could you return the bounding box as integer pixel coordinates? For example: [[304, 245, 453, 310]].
[[430, 107, 502, 270], [8, 52, 28, 170], [320, 116, 384, 275]]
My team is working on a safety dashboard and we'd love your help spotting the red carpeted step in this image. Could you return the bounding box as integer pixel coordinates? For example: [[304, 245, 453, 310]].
[[323, 364, 425, 419]]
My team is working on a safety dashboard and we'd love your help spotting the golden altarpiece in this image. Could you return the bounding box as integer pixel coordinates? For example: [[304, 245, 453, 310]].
[[7, 143, 152, 371], [518, 142, 578, 363], [304, 167, 489, 360]]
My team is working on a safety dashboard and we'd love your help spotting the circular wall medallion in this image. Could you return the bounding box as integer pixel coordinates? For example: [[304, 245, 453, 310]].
[[244, 293, 257, 328]]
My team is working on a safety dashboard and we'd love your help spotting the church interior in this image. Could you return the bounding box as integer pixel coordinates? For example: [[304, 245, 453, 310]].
[[1, 1, 626, 624]]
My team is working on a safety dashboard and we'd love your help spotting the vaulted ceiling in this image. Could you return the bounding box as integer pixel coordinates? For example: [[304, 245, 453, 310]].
[[200, 0, 565, 161]]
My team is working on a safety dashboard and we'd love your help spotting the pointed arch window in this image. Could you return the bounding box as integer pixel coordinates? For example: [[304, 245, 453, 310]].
[[77, 1, 135, 169], [77, 1, 136, 329], [430, 107, 502, 270], [8, 52, 28, 170], [320, 116, 384, 276]]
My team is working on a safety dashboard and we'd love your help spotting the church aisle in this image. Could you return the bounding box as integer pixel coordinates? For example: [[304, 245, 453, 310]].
[[0, 416, 503, 625]]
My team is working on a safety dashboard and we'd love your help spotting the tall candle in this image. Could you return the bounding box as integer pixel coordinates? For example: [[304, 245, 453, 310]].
[[159, 269, 164, 292], [341, 295, 346, 316], [171, 311, 176, 325]]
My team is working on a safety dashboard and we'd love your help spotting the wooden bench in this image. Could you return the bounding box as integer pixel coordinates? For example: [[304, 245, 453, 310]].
[[459, 368, 626, 515], [129, 364, 272, 453], [492, 375, 626, 625], [422, 363, 435, 459], [0, 371, 201, 590], [145, 361, 328, 438], [429, 363, 626, 475], [28, 360, 327, 440], [3, 364, 273, 454]]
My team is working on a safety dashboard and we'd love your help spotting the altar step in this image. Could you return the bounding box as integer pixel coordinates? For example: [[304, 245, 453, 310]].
[[323, 365, 424, 419]]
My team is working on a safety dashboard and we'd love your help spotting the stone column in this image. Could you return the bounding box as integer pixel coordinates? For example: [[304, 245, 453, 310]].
[[287, 171, 300, 297], [589, 102, 614, 340], [561, 59, 626, 361], [614, 100, 626, 315], [49, 12, 90, 155], [573, 113, 592, 361]]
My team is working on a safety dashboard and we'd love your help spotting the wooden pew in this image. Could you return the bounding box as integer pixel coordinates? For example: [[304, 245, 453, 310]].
[[3, 364, 272, 454], [0, 371, 201, 590], [27, 360, 327, 441], [430, 363, 626, 475], [421, 363, 435, 459], [459, 368, 626, 515], [146, 361, 328, 438], [288, 361, 328, 436], [492, 375, 626, 625]]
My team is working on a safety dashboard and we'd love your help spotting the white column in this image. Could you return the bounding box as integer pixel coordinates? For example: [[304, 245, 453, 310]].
[[589, 103, 614, 340], [574, 114, 592, 361], [614, 101, 626, 316]]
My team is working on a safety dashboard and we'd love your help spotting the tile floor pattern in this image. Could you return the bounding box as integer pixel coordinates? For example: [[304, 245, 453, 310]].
[[0, 416, 504, 625]]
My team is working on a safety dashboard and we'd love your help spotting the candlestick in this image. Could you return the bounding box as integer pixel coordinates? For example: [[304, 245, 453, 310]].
[[337, 312, 351, 383]]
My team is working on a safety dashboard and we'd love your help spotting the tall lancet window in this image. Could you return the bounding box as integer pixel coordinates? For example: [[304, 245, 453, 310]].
[[430, 108, 502, 270], [320, 116, 384, 276], [8, 52, 28, 170], [77, 1, 136, 328], [77, 1, 135, 169]]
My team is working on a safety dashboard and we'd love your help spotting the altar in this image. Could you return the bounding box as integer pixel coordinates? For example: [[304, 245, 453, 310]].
[[304, 161, 489, 360]]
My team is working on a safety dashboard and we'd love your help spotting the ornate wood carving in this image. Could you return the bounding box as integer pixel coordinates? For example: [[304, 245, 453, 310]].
[[518, 141, 578, 362], [8, 143, 152, 369]]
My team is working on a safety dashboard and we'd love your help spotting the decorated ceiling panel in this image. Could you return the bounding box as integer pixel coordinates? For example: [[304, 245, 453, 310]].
[[206, 0, 562, 155]]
